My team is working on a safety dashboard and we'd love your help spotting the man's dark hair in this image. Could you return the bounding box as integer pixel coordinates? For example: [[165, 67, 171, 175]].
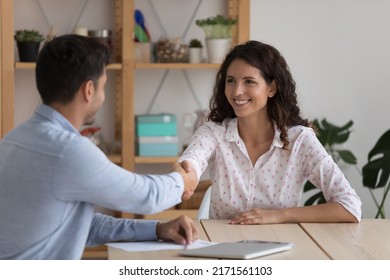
[[35, 34, 110, 105]]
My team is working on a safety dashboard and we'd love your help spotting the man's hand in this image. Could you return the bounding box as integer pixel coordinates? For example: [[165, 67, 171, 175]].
[[172, 161, 198, 200], [156, 215, 199, 245]]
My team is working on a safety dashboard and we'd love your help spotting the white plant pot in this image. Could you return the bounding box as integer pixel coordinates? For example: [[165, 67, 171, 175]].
[[205, 38, 232, 64], [189, 47, 202, 63]]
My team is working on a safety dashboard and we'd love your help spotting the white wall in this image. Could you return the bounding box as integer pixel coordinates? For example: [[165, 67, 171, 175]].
[[250, 0, 390, 218], [12, 0, 389, 218]]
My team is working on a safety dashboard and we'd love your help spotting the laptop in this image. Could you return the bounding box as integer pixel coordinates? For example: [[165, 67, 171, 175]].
[[179, 240, 293, 259]]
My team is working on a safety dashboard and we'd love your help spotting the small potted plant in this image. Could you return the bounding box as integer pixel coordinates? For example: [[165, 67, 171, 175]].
[[188, 38, 203, 63], [195, 15, 237, 63], [14, 29, 45, 62]]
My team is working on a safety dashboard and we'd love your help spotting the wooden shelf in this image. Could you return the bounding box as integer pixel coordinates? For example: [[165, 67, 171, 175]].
[[136, 63, 220, 69], [15, 62, 122, 70], [14, 62, 217, 71], [108, 154, 179, 164], [135, 156, 179, 164]]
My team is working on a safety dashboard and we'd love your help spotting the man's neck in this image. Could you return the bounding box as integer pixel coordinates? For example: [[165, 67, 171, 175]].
[[49, 102, 83, 131]]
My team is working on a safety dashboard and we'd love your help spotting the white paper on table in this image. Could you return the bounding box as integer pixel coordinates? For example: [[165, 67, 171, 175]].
[[106, 239, 217, 252]]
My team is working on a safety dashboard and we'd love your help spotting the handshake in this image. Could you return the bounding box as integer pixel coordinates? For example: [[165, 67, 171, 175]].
[[172, 160, 198, 200]]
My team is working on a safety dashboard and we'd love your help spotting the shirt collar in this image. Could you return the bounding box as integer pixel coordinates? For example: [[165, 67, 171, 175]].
[[272, 124, 284, 148], [225, 118, 240, 142], [225, 118, 284, 148], [35, 104, 80, 135]]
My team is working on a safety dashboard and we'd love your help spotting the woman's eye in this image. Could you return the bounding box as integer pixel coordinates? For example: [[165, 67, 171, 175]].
[[245, 79, 256, 84], [226, 78, 235, 84]]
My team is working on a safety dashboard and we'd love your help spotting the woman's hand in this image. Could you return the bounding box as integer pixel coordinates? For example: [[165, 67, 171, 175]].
[[229, 208, 285, 225], [229, 203, 359, 224]]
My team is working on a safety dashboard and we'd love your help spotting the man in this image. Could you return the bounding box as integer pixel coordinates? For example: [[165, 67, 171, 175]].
[[0, 35, 198, 259]]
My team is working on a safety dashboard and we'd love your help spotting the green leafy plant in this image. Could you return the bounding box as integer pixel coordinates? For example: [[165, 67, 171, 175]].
[[14, 29, 45, 43], [189, 38, 203, 48], [362, 130, 390, 218], [195, 15, 237, 39], [304, 119, 357, 206]]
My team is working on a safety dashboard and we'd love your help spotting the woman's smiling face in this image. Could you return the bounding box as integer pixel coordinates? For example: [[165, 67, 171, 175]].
[[225, 58, 275, 119]]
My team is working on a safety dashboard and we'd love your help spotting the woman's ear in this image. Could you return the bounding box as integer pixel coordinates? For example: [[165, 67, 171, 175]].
[[268, 80, 277, 98]]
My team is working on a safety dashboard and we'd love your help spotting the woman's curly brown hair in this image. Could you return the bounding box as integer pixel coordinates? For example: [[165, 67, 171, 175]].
[[208, 40, 310, 149]]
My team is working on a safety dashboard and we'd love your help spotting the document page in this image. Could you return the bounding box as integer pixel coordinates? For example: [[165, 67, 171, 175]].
[[106, 239, 217, 252]]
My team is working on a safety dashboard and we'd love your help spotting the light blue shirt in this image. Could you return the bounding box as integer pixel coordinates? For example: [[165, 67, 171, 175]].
[[0, 105, 184, 259]]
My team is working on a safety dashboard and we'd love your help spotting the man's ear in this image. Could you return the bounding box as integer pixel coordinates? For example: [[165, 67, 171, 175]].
[[268, 80, 277, 98], [80, 80, 95, 103]]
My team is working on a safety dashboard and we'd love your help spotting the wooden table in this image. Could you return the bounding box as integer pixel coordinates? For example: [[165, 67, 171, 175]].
[[107, 219, 390, 260], [200, 219, 329, 259], [300, 219, 390, 259]]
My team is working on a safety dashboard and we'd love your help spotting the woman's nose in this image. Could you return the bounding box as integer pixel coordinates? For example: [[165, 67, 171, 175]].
[[232, 82, 244, 96]]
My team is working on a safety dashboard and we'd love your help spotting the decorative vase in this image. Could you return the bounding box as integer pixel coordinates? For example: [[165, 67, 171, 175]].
[[205, 38, 232, 64], [134, 42, 151, 63], [189, 47, 202, 63], [17, 42, 41, 62]]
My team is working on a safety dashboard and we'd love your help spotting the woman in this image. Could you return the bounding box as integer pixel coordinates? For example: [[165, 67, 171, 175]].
[[180, 40, 361, 224]]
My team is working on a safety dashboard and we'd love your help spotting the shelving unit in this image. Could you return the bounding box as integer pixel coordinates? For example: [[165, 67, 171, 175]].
[[0, 0, 249, 259], [1, 0, 14, 139], [1, 0, 250, 170]]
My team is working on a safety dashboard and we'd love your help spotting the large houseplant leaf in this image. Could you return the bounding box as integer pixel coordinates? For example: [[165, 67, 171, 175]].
[[362, 129, 390, 218], [317, 119, 353, 146], [337, 150, 357, 164], [362, 130, 390, 188]]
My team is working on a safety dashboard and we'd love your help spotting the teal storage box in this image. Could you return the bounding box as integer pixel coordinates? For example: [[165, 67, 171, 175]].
[[137, 136, 179, 157], [136, 113, 177, 137]]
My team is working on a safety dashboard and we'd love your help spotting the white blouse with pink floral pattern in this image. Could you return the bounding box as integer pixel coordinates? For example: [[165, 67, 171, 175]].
[[179, 118, 362, 220]]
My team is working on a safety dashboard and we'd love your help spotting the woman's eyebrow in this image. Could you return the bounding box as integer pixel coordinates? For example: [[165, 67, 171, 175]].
[[227, 75, 256, 79]]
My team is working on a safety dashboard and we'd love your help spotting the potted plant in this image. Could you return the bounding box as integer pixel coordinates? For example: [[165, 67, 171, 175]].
[[195, 15, 237, 63], [188, 38, 203, 63], [14, 29, 45, 62]]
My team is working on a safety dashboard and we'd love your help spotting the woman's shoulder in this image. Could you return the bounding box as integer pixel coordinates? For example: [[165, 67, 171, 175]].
[[287, 125, 317, 143], [288, 124, 314, 133], [202, 118, 234, 131]]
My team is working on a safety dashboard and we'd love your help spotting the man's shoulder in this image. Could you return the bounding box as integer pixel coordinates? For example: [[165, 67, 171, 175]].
[[3, 117, 84, 156]]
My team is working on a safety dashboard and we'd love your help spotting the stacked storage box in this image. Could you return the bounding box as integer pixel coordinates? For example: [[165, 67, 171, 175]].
[[136, 113, 179, 157]]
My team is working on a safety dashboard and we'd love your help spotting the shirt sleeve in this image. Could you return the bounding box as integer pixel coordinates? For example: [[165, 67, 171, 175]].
[[86, 212, 159, 246], [179, 124, 217, 180], [299, 129, 362, 221], [53, 137, 184, 215]]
